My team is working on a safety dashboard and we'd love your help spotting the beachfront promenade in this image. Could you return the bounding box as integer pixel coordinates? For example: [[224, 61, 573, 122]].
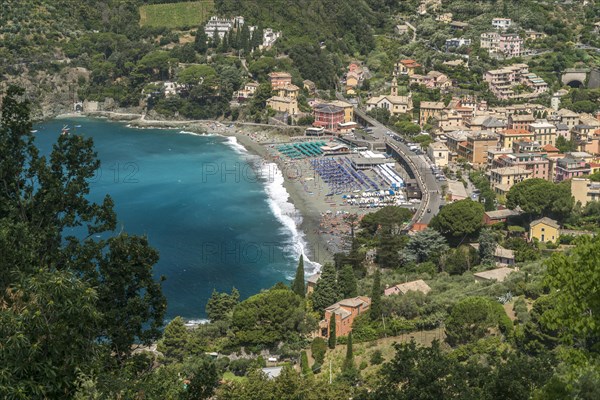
[[352, 107, 442, 226]]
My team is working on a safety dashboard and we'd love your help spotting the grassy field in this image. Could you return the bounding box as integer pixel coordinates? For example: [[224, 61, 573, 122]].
[[310, 328, 446, 382], [139, 1, 215, 28]]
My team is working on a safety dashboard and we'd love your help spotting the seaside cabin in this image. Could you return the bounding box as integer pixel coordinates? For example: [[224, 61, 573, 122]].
[[337, 121, 358, 134], [305, 127, 325, 137], [321, 143, 350, 156], [350, 157, 390, 171]]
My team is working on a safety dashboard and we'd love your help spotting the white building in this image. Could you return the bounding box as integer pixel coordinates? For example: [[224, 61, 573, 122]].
[[204, 16, 245, 39], [492, 18, 512, 30], [262, 28, 281, 48], [427, 141, 450, 167]]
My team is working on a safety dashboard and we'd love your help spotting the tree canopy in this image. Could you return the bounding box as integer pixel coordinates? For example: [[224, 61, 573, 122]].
[[430, 199, 484, 241], [0, 86, 166, 397], [506, 179, 574, 221]]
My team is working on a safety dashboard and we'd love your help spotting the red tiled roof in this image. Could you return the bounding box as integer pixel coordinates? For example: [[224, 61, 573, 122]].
[[502, 129, 531, 135], [542, 144, 559, 152]]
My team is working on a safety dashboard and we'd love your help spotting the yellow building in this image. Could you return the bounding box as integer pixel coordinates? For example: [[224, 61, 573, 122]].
[[420, 101, 445, 125], [275, 84, 299, 99], [529, 217, 560, 243], [571, 178, 600, 206], [489, 166, 532, 194], [266, 96, 298, 115], [329, 100, 354, 123], [498, 129, 535, 150]]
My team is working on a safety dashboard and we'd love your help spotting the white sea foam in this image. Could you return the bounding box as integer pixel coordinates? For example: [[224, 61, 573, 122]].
[[178, 130, 215, 137], [223, 136, 249, 155], [260, 161, 322, 276]]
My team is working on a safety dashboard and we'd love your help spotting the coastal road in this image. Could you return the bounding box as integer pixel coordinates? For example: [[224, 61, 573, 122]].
[[351, 107, 443, 226]]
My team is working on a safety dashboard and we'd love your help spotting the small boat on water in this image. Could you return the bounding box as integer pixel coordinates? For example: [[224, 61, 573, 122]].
[[61, 125, 70, 136], [30, 129, 38, 133], [75, 125, 82, 128]]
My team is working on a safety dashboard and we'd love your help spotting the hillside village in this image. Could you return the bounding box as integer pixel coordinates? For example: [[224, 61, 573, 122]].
[[2, 0, 600, 399]]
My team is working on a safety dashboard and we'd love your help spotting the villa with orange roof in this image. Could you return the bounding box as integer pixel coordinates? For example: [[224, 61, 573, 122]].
[[394, 59, 421, 76], [319, 296, 371, 338]]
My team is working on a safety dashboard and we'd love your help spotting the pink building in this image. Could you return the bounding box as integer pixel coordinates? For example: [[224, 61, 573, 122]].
[[555, 156, 591, 182], [493, 153, 551, 181], [313, 104, 345, 131], [498, 34, 523, 57]]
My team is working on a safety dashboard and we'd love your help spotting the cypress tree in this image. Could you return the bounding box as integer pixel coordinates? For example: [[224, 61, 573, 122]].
[[338, 264, 357, 298], [340, 332, 360, 384], [328, 316, 336, 349], [370, 270, 382, 322], [311, 263, 340, 312], [291, 255, 305, 297], [345, 332, 354, 366], [301, 350, 313, 377]]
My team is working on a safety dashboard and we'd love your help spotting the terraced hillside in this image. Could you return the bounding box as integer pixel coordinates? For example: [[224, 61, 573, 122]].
[[139, 0, 215, 28]]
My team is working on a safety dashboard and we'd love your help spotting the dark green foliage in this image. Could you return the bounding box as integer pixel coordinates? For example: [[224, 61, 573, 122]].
[[311, 337, 327, 365], [339, 332, 360, 384], [158, 317, 189, 363], [363, 340, 554, 400], [515, 295, 559, 355], [97, 234, 167, 361], [430, 199, 484, 241], [0, 269, 99, 399], [338, 264, 358, 298], [301, 351, 312, 377], [359, 206, 412, 269], [205, 287, 240, 322], [478, 229, 497, 266], [0, 86, 165, 397], [405, 228, 449, 265], [370, 350, 383, 365], [555, 135, 578, 153], [445, 297, 512, 346], [291, 255, 305, 297], [311, 263, 340, 313], [370, 270, 382, 322], [444, 245, 479, 275], [470, 171, 496, 212], [186, 359, 220, 400], [506, 179, 574, 222], [504, 237, 541, 263], [328, 317, 337, 349], [288, 43, 338, 89], [231, 285, 310, 347], [544, 235, 600, 349]]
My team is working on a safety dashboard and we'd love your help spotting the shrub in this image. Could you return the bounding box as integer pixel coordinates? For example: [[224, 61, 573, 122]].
[[370, 350, 384, 365]]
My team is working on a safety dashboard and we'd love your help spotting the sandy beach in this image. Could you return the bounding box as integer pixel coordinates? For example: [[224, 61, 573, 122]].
[[57, 111, 349, 266]]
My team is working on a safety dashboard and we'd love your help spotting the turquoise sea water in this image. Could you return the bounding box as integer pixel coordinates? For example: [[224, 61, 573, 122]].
[[34, 118, 316, 321]]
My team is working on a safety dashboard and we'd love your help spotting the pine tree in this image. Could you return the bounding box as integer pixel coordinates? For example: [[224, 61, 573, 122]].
[[291, 255, 305, 297], [328, 316, 337, 349], [338, 264, 357, 298], [370, 270, 382, 322], [311, 263, 340, 312]]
